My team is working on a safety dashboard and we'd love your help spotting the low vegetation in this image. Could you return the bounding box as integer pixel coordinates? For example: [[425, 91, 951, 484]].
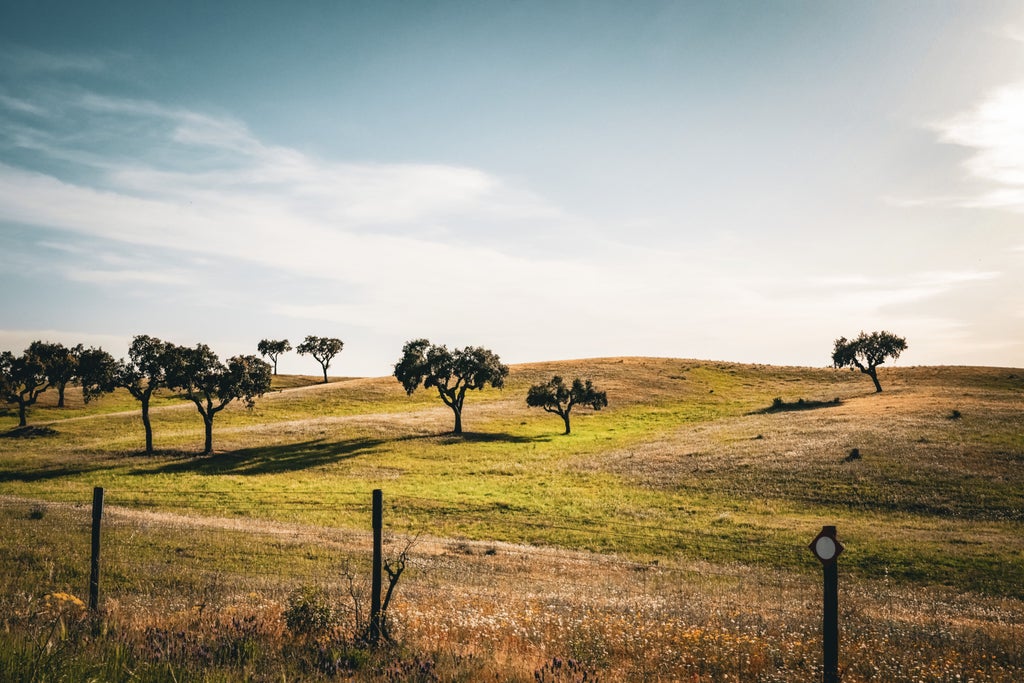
[[1, 357, 1022, 680]]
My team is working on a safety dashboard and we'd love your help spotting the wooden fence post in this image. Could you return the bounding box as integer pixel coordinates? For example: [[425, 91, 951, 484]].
[[369, 488, 383, 644], [89, 487, 104, 613]]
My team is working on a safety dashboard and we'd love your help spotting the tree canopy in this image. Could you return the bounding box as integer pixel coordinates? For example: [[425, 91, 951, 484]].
[[526, 375, 608, 435], [118, 335, 170, 454], [257, 338, 291, 375], [77, 347, 119, 404], [394, 339, 508, 435], [33, 341, 81, 408], [0, 347, 51, 427], [832, 330, 908, 393], [165, 344, 271, 454], [296, 336, 343, 383]]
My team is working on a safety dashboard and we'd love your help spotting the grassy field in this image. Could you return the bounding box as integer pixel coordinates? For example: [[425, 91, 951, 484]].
[[1, 358, 1022, 680]]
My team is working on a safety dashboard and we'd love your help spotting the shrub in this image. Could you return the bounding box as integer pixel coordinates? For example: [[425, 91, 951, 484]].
[[284, 586, 337, 639]]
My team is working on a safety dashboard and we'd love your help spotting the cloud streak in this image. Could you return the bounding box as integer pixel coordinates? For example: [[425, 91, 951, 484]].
[[933, 80, 1024, 212], [63, 267, 190, 286], [1, 46, 111, 75]]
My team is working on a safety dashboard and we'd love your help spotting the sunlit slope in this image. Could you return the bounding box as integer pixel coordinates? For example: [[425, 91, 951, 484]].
[[1, 358, 1021, 595]]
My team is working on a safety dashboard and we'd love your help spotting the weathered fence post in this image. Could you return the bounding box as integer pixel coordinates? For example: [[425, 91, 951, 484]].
[[809, 525, 843, 683], [369, 488, 383, 644], [89, 487, 104, 614]]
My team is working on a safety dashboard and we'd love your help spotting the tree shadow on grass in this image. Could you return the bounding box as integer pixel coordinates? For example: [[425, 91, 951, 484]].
[[0, 430, 552, 482], [0, 462, 110, 483], [434, 431, 551, 445], [750, 398, 843, 415], [141, 431, 552, 475], [150, 431, 553, 475], [2, 426, 60, 439], [139, 437, 389, 476]]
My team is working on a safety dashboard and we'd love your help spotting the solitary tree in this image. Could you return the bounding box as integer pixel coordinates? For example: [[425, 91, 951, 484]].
[[78, 347, 119, 404], [165, 344, 272, 454], [0, 347, 51, 427], [526, 375, 608, 435], [296, 336, 344, 383], [118, 335, 169, 454], [257, 338, 291, 375], [393, 339, 509, 435], [34, 342, 82, 408], [832, 330, 908, 393]]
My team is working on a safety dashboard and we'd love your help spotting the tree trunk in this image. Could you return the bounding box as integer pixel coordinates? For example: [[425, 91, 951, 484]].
[[203, 415, 214, 454], [142, 397, 153, 454], [322, 365, 328, 383], [57, 384, 66, 408], [869, 369, 882, 393], [18, 401, 27, 427], [562, 412, 571, 435], [452, 407, 463, 435]]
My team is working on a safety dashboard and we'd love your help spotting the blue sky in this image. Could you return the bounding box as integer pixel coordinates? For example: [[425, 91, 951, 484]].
[[1, 1, 1022, 376]]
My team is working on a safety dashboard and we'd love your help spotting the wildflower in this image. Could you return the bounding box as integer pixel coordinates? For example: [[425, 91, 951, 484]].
[[44, 592, 87, 611]]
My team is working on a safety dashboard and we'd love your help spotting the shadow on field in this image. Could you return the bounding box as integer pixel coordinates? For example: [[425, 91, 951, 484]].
[[750, 397, 843, 415], [142, 437, 387, 476], [435, 432, 550, 445], [0, 462, 110, 483], [139, 430, 549, 475], [2, 426, 60, 439]]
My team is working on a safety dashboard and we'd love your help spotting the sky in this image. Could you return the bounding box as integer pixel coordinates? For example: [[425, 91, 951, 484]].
[[1, 1, 1023, 377]]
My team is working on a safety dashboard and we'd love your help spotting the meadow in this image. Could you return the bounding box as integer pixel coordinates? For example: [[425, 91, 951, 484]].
[[1, 358, 1022, 680]]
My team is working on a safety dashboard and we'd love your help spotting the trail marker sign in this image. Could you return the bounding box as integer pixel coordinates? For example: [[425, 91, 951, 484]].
[[810, 525, 843, 565]]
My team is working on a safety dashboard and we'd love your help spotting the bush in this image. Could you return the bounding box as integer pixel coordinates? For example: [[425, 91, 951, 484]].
[[284, 586, 337, 639]]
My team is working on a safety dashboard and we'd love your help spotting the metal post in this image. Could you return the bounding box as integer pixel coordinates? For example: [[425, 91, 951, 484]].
[[369, 489, 383, 644], [823, 560, 839, 683], [810, 525, 843, 683], [89, 487, 104, 613]]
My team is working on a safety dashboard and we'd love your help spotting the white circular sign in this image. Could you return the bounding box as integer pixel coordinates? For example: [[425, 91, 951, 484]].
[[814, 536, 837, 561]]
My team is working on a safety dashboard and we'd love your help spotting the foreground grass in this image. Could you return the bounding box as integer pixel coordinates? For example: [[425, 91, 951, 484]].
[[1, 498, 1020, 682]]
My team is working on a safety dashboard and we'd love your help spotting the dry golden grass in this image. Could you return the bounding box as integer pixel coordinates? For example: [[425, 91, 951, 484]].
[[2, 497, 1020, 681]]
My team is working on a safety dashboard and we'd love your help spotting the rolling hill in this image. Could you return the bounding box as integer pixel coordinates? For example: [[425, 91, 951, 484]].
[[1, 358, 1022, 680]]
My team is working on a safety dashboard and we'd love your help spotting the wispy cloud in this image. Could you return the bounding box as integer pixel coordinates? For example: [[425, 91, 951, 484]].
[[3, 90, 560, 230], [816, 270, 1000, 310], [1002, 24, 1024, 43], [0, 46, 111, 75], [933, 80, 1024, 212], [63, 267, 190, 286], [0, 94, 48, 116]]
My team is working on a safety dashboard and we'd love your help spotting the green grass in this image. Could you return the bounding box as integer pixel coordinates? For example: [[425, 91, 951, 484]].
[[2, 359, 1023, 600]]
